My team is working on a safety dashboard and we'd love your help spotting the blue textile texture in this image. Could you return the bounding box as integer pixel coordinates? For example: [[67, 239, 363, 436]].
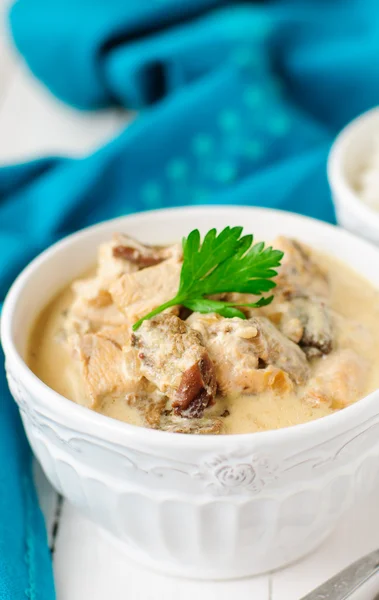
[[1, 0, 379, 597]]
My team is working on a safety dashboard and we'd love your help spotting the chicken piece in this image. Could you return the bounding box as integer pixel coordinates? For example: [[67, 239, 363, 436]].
[[67, 240, 135, 333], [74, 325, 146, 410], [97, 234, 140, 282], [71, 235, 141, 305], [131, 314, 217, 418], [110, 259, 181, 326], [304, 349, 368, 409], [97, 233, 181, 283], [159, 414, 223, 435], [187, 313, 309, 396], [95, 325, 133, 347], [219, 239, 328, 321], [68, 234, 181, 334], [66, 297, 126, 337], [273, 237, 329, 300], [111, 233, 182, 269], [279, 297, 333, 357]]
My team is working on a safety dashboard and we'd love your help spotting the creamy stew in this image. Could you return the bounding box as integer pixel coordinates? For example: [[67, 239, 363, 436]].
[[28, 234, 379, 434]]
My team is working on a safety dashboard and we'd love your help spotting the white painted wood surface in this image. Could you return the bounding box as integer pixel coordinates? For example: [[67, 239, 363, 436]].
[[32, 460, 379, 600], [0, 0, 128, 164], [2, 5, 379, 598]]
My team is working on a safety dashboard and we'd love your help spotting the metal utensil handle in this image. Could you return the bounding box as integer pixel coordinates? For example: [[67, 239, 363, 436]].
[[300, 549, 379, 600]]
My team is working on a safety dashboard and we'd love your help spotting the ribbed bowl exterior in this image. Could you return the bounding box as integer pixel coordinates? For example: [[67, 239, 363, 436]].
[[3, 206, 379, 579], [7, 363, 379, 579]]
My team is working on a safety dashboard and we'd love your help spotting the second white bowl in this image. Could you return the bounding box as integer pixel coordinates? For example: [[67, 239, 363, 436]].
[[328, 106, 379, 245]]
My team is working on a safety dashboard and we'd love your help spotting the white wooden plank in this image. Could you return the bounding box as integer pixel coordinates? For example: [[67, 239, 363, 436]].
[[53, 502, 270, 600], [0, 0, 18, 105], [271, 489, 379, 599], [32, 462, 379, 600]]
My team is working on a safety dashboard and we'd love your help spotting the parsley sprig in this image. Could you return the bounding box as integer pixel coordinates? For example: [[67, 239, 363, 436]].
[[132, 226, 283, 330]]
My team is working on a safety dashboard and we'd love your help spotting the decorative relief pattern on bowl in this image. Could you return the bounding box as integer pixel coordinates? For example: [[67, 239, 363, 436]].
[[19, 428, 379, 578], [193, 452, 278, 495], [6, 366, 40, 427], [6, 362, 379, 498], [6, 364, 73, 446]]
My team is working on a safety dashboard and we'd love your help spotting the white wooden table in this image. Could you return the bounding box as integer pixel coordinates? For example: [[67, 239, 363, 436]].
[[2, 6, 379, 598]]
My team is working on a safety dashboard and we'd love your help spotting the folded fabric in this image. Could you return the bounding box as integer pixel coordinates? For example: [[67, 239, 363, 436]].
[[1, 0, 379, 597]]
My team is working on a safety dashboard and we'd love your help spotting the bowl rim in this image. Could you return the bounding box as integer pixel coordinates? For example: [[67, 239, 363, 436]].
[[2, 204, 379, 449], [327, 105, 379, 229]]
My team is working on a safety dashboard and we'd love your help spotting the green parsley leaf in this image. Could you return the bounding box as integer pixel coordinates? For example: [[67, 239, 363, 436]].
[[132, 227, 283, 330]]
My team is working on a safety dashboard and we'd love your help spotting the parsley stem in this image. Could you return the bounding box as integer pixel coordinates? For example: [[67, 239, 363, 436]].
[[132, 297, 182, 331]]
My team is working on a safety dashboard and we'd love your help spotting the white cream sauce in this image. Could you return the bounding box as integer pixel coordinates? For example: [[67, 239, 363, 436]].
[[28, 253, 379, 434]]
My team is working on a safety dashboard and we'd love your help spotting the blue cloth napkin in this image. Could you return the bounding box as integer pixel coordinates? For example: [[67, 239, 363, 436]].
[[1, 0, 379, 597]]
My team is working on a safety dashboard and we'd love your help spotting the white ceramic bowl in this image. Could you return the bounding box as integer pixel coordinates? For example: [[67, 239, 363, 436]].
[[2, 206, 379, 580], [328, 106, 379, 245]]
